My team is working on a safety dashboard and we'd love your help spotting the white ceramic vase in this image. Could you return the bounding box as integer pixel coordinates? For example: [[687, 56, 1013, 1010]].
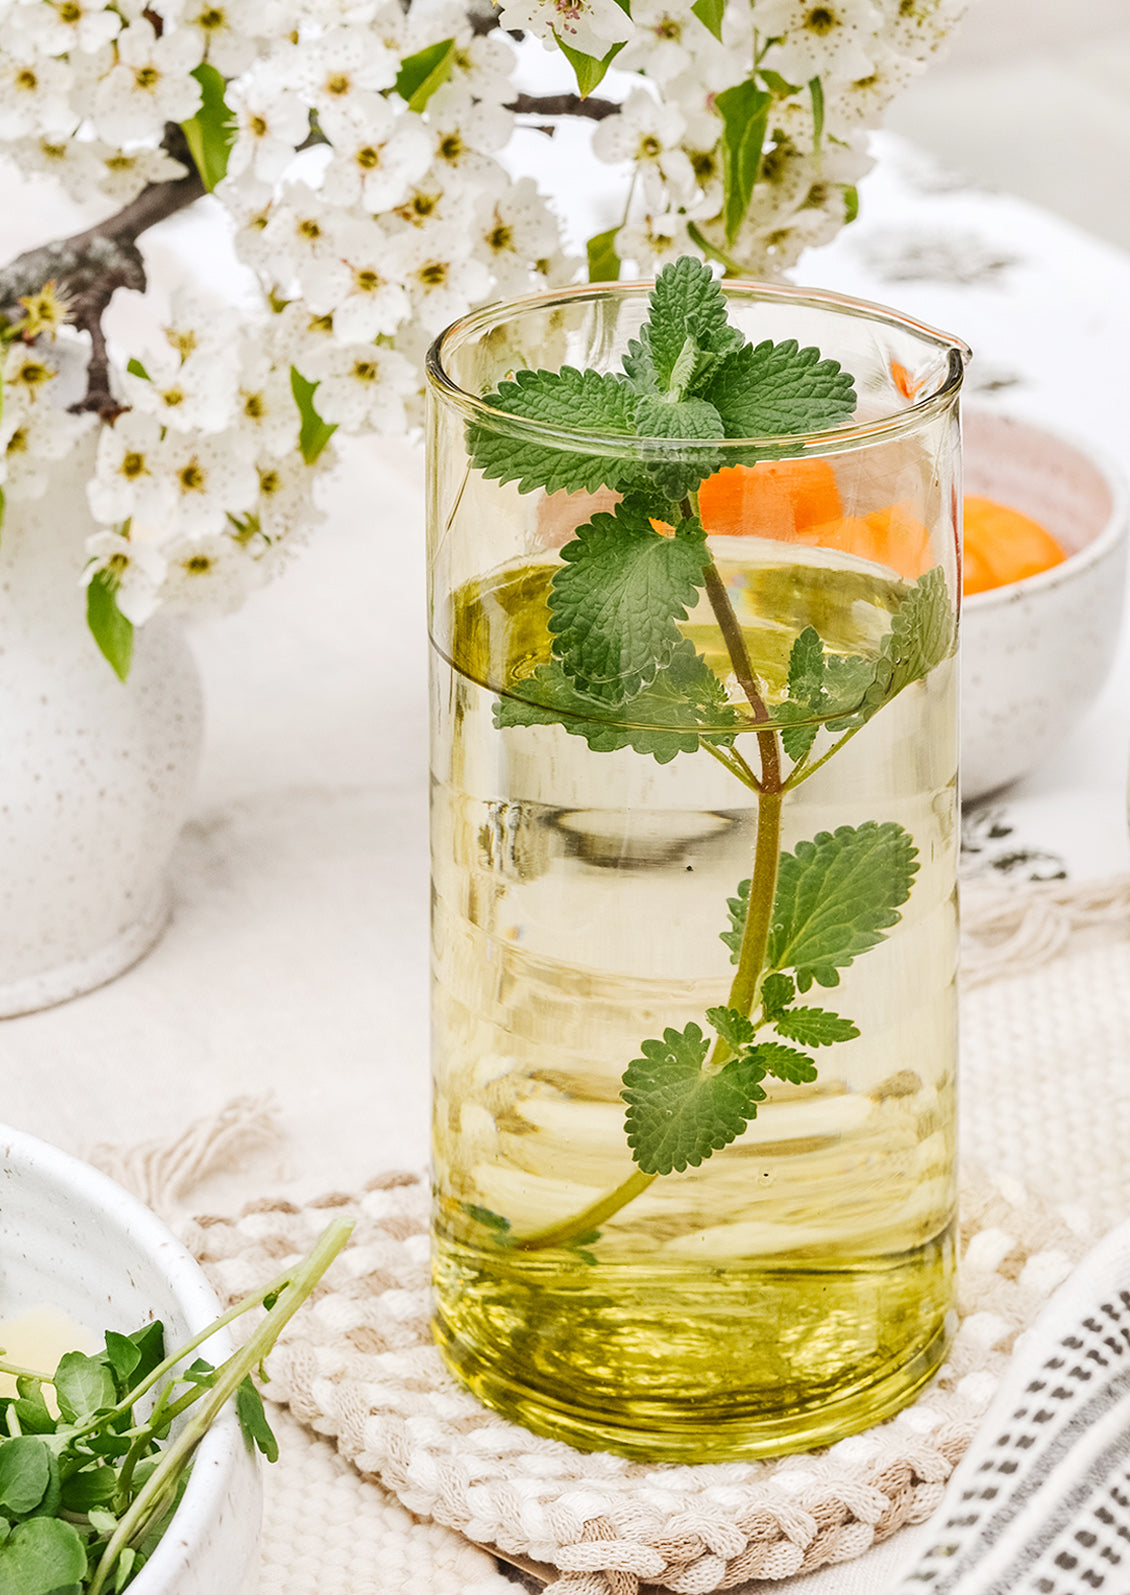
[[0, 438, 203, 1016]]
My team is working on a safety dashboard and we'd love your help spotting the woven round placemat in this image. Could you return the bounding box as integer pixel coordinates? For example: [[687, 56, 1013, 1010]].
[[184, 1166, 1092, 1595]]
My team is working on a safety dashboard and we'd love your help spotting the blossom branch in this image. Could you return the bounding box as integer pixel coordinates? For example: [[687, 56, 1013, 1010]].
[[506, 92, 618, 121]]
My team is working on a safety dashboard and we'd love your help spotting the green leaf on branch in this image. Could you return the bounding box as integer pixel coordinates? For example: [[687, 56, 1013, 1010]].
[[771, 1006, 859, 1046], [494, 639, 738, 763], [0, 1516, 86, 1595], [470, 367, 640, 496], [843, 184, 860, 224], [180, 63, 234, 193], [290, 367, 337, 465], [586, 227, 622, 283], [622, 1023, 768, 1174], [759, 69, 801, 98], [86, 571, 133, 683], [809, 75, 825, 151], [548, 502, 708, 701], [714, 78, 772, 244], [767, 821, 919, 991], [554, 33, 627, 97], [394, 38, 456, 111], [707, 339, 857, 439], [236, 1379, 278, 1463], [125, 357, 150, 381], [692, 0, 726, 40], [705, 1004, 756, 1050]]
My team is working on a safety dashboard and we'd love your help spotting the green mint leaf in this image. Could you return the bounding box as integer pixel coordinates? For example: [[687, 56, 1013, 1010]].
[[495, 639, 738, 764], [642, 256, 744, 396], [707, 339, 857, 439], [760, 971, 795, 1020], [767, 821, 919, 991], [692, 0, 725, 40], [864, 565, 954, 711], [752, 1041, 818, 1084], [622, 1023, 768, 1174], [548, 502, 707, 701], [633, 395, 724, 439], [827, 569, 955, 733], [290, 366, 337, 464], [774, 624, 826, 758], [464, 1203, 511, 1234], [53, 1352, 116, 1424], [235, 1378, 278, 1463], [0, 1438, 51, 1516], [0, 1515, 85, 1595], [394, 38, 455, 111], [554, 32, 627, 96], [470, 367, 639, 496], [705, 1004, 756, 1050], [586, 227, 622, 283], [714, 79, 772, 244], [180, 63, 234, 193], [87, 571, 133, 682], [772, 1006, 860, 1046], [721, 877, 751, 963]]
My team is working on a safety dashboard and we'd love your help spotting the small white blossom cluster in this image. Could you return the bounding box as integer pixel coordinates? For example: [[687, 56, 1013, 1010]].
[[0, 0, 965, 632]]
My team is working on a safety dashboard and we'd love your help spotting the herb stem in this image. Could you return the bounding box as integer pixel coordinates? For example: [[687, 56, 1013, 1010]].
[[513, 1169, 656, 1250], [700, 737, 761, 791], [782, 723, 863, 790], [87, 1216, 353, 1595]]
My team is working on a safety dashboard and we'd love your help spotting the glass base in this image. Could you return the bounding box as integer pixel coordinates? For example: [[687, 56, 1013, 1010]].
[[433, 1239, 954, 1463]]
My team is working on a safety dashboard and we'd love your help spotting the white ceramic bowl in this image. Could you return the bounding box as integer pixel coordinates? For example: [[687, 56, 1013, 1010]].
[[961, 410, 1129, 801], [0, 1125, 261, 1595]]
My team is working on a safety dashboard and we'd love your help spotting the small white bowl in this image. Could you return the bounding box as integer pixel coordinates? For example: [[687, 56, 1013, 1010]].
[[0, 1125, 261, 1595], [961, 410, 1129, 801]]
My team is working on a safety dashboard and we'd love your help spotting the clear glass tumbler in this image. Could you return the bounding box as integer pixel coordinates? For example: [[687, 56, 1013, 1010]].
[[426, 276, 967, 1462]]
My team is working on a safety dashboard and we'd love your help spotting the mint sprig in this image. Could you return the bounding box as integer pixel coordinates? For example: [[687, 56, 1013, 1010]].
[[467, 257, 858, 501], [463, 257, 951, 1251]]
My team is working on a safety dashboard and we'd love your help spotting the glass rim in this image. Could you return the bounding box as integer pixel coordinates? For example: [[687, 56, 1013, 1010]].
[[425, 277, 971, 458]]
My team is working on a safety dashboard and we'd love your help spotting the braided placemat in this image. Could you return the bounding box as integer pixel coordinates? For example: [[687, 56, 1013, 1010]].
[[185, 1167, 1092, 1595]]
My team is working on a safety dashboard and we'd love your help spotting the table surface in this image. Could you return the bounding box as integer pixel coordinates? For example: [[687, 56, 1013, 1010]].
[[3, 132, 1130, 1593]]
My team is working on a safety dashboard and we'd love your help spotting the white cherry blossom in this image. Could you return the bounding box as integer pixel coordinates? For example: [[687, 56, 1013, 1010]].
[[300, 340, 414, 432], [82, 530, 168, 624], [161, 431, 259, 534], [299, 216, 412, 343], [755, 0, 884, 85], [496, 0, 634, 58], [226, 66, 310, 182], [88, 412, 176, 525], [319, 98, 434, 212], [155, 531, 259, 614], [92, 21, 204, 145], [592, 87, 696, 210], [0, 47, 73, 137]]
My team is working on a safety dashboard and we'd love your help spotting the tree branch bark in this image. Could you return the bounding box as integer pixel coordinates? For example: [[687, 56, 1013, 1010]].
[[0, 126, 206, 414], [505, 91, 618, 121]]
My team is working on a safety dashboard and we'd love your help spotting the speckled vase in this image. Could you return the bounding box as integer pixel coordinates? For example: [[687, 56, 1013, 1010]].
[[0, 439, 203, 1016]]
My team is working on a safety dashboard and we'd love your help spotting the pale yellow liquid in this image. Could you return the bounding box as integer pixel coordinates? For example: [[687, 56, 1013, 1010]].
[[0, 1307, 96, 1414], [430, 546, 958, 1460]]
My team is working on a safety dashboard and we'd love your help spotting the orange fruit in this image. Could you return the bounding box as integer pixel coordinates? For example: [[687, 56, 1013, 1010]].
[[962, 495, 1066, 595], [699, 459, 843, 539]]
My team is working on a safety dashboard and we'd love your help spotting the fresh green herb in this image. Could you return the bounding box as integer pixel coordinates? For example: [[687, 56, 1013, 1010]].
[[0, 1217, 352, 1594], [464, 257, 954, 1251]]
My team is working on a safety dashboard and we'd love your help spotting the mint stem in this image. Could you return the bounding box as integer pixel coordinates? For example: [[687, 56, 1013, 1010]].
[[512, 545, 787, 1250]]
